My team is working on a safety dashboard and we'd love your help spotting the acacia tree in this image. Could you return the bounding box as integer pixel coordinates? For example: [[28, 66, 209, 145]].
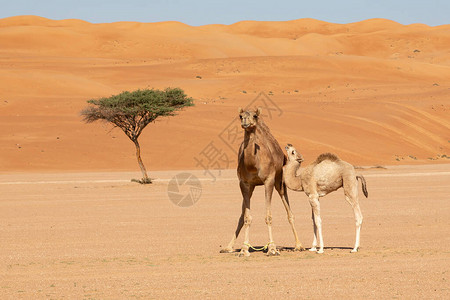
[[81, 88, 193, 184]]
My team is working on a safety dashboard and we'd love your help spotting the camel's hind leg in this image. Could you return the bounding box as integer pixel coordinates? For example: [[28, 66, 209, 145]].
[[309, 194, 324, 253], [276, 182, 304, 251], [309, 210, 318, 252], [344, 177, 363, 253], [220, 182, 254, 255]]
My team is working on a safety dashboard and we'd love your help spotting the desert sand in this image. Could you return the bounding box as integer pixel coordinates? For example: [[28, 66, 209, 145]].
[[0, 15, 449, 298], [0, 166, 449, 298]]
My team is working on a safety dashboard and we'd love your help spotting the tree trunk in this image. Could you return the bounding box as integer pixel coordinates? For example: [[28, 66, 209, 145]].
[[133, 138, 151, 183]]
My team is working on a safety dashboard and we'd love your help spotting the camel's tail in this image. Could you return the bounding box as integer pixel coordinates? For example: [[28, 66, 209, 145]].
[[357, 175, 368, 198]]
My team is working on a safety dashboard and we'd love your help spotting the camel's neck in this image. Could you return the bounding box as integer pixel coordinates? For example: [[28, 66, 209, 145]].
[[242, 119, 274, 145], [283, 160, 303, 191], [243, 125, 261, 146], [240, 125, 266, 170]]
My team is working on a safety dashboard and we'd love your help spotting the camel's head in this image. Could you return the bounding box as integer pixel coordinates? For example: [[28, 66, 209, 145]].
[[285, 144, 304, 163], [238, 107, 261, 131]]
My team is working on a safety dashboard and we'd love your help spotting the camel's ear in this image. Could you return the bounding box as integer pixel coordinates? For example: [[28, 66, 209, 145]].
[[238, 107, 244, 114], [256, 107, 262, 116]]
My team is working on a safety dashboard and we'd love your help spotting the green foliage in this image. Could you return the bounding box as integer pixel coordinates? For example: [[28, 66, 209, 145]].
[[81, 88, 193, 140]]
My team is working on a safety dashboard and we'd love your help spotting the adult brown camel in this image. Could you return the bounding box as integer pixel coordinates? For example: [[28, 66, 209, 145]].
[[283, 144, 368, 253], [220, 108, 304, 256]]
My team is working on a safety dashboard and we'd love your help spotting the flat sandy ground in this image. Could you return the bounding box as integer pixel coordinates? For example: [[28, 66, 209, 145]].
[[0, 164, 448, 299]]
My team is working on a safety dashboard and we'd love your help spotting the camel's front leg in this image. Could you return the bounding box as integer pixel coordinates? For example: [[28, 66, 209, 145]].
[[220, 182, 254, 254], [220, 207, 244, 253], [238, 182, 254, 257], [265, 180, 280, 256], [309, 195, 324, 253], [239, 205, 252, 257]]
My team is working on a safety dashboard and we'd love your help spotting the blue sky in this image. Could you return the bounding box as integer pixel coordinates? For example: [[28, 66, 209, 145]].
[[0, 0, 449, 26]]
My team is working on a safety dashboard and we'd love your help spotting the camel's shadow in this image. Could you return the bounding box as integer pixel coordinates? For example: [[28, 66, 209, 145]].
[[228, 246, 354, 253], [279, 246, 353, 252]]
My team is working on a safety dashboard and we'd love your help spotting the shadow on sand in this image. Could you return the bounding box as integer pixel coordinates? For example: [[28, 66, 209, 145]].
[[222, 246, 354, 254]]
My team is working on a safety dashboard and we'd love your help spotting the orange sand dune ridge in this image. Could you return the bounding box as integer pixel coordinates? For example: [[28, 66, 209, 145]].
[[0, 15, 449, 172]]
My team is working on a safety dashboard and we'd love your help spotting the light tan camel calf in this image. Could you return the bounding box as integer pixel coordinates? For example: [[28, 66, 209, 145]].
[[283, 144, 368, 253]]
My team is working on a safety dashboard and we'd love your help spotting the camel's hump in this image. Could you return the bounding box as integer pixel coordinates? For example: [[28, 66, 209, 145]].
[[314, 153, 340, 164]]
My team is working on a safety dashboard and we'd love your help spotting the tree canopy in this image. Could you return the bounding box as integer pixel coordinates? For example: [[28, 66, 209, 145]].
[[81, 88, 193, 141]]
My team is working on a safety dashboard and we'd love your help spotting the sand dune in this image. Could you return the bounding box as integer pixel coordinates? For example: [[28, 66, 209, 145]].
[[0, 16, 449, 172]]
